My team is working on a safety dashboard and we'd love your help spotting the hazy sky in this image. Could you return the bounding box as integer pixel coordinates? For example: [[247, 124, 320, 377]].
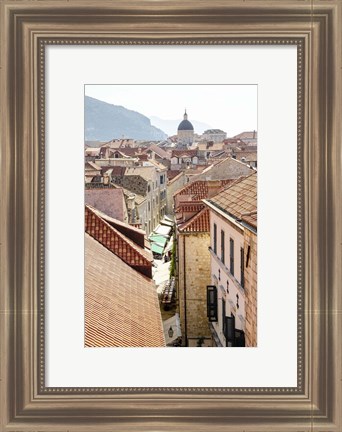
[[85, 85, 257, 137]]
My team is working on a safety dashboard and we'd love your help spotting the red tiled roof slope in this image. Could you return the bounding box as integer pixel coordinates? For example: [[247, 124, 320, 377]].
[[178, 208, 210, 233], [85, 233, 165, 347], [241, 212, 257, 229], [85, 187, 126, 221], [171, 149, 198, 158], [208, 172, 257, 221], [174, 179, 234, 200], [85, 205, 153, 278], [176, 201, 205, 214]]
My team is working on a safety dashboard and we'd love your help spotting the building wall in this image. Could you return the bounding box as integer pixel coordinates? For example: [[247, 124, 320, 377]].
[[244, 228, 257, 347], [157, 169, 167, 219], [166, 172, 186, 214], [202, 132, 227, 142], [209, 210, 246, 347], [95, 157, 138, 167], [177, 130, 194, 146], [177, 233, 212, 346]]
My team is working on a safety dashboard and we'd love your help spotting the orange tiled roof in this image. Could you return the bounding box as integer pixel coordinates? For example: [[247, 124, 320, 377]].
[[233, 131, 258, 140], [85, 187, 126, 222], [241, 212, 257, 229], [167, 170, 183, 181], [178, 208, 210, 233], [174, 179, 234, 201], [145, 143, 171, 160], [171, 149, 198, 158], [85, 233, 165, 347], [176, 201, 205, 213], [85, 205, 153, 278], [207, 172, 257, 221]]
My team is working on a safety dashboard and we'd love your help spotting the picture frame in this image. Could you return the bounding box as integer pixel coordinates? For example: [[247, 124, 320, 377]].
[[1, 1, 341, 430]]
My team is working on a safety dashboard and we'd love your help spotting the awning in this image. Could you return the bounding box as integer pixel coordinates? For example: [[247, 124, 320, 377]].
[[151, 243, 164, 255], [153, 260, 171, 289], [149, 234, 168, 247], [160, 218, 174, 228], [154, 224, 172, 236], [164, 237, 173, 253]]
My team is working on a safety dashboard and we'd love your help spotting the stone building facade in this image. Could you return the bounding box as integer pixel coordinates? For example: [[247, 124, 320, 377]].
[[176, 210, 212, 347], [202, 129, 227, 143], [243, 218, 257, 347], [123, 166, 161, 235]]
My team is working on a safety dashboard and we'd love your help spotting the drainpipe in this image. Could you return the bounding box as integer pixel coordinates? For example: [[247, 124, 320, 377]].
[[183, 235, 188, 346]]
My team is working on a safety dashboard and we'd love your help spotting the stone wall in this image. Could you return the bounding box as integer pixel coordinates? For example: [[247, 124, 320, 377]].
[[244, 228, 257, 347], [177, 232, 211, 346]]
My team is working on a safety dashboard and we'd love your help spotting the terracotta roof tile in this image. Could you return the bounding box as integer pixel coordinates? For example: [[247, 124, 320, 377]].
[[233, 131, 258, 140], [145, 144, 171, 160], [174, 179, 234, 201], [89, 206, 148, 248], [167, 170, 183, 181], [85, 187, 126, 221], [176, 201, 205, 214], [85, 205, 153, 278], [100, 165, 126, 177], [125, 166, 156, 181], [207, 172, 257, 220], [171, 149, 198, 158], [178, 208, 210, 233], [85, 234, 165, 347], [241, 212, 257, 229]]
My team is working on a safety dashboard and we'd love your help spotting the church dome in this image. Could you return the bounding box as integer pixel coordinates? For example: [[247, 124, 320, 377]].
[[177, 110, 194, 131]]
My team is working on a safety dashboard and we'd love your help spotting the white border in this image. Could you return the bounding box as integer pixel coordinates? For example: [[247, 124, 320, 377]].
[[46, 46, 297, 387]]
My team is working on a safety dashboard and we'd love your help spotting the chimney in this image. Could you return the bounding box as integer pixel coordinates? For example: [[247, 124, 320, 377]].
[[207, 180, 223, 198], [103, 174, 110, 185], [127, 194, 136, 210]]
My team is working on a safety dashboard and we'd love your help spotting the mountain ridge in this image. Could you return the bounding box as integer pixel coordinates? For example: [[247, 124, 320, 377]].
[[85, 96, 168, 141]]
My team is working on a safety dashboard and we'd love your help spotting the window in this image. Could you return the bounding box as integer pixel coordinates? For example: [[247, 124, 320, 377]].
[[225, 315, 235, 347], [230, 238, 234, 275], [220, 230, 225, 264], [206, 286, 218, 322], [240, 247, 245, 288], [160, 175, 164, 184], [246, 245, 251, 268], [213, 223, 217, 254]]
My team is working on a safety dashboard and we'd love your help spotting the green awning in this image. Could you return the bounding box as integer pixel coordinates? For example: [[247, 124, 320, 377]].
[[151, 243, 164, 255], [149, 235, 168, 247]]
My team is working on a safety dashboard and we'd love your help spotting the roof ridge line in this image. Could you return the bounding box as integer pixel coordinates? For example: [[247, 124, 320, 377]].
[[85, 205, 152, 265]]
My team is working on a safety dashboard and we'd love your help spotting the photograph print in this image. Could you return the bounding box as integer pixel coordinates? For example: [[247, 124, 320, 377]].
[[84, 84, 257, 348]]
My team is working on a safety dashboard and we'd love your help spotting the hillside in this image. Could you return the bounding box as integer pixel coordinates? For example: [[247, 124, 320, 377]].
[[85, 96, 168, 141]]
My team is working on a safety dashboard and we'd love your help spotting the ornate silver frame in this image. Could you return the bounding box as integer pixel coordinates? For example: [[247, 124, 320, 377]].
[[1, 1, 341, 430]]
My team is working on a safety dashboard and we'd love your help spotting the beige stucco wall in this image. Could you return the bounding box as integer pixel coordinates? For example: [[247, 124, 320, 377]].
[[166, 172, 186, 214], [209, 210, 246, 347], [177, 232, 211, 346], [244, 228, 257, 347]]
